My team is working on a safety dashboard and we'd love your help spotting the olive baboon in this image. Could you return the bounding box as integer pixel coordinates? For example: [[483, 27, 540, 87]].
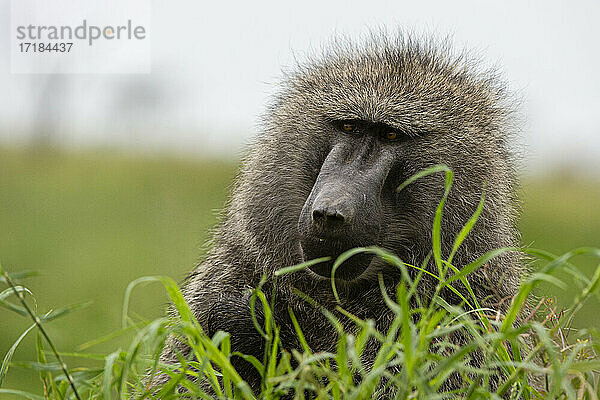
[[159, 33, 526, 394]]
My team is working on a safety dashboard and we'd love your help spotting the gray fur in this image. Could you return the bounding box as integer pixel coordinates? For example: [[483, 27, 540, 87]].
[[158, 32, 527, 395]]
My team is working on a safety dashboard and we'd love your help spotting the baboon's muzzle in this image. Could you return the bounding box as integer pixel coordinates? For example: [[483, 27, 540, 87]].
[[298, 140, 393, 281]]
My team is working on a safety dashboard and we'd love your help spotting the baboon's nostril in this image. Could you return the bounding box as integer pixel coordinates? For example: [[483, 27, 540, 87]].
[[312, 207, 346, 225], [312, 208, 325, 221]]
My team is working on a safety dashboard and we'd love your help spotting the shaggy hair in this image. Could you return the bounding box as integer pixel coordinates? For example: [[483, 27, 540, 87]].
[[159, 31, 528, 395]]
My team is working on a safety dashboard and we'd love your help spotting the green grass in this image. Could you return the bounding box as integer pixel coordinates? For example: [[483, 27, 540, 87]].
[[0, 147, 237, 395], [519, 175, 600, 329], [1, 147, 599, 398]]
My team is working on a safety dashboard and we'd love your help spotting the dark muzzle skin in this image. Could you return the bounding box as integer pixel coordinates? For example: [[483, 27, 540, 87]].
[[298, 136, 394, 281]]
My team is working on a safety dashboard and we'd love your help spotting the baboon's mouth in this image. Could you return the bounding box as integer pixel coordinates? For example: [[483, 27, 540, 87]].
[[300, 237, 374, 281]]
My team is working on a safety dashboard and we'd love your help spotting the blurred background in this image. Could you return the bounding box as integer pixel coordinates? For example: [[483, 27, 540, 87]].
[[1, 0, 599, 394]]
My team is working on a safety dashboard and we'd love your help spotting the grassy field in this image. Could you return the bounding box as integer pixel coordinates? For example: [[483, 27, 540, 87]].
[[1, 146, 599, 395]]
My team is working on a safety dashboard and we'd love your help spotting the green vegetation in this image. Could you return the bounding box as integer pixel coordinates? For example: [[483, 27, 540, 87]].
[[1, 147, 599, 398], [0, 148, 237, 394]]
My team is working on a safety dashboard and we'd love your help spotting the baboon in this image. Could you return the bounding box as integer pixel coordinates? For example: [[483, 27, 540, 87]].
[[159, 32, 527, 395]]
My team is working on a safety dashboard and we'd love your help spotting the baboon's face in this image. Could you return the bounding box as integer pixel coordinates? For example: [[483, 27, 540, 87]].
[[273, 50, 503, 283], [298, 119, 411, 281]]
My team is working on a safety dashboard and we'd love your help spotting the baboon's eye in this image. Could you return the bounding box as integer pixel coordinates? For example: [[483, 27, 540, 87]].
[[382, 131, 398, 141], [339, 121, 358, 133]]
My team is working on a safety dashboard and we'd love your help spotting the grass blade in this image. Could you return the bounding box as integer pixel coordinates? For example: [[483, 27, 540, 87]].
[[0, 323, 36, 387]]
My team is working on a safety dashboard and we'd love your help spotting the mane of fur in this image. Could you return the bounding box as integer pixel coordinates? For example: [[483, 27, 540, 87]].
[[165, 31, 528, 394]]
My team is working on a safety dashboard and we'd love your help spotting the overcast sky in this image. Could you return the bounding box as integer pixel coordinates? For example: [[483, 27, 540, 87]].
[[1, 0, 599, 174]]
